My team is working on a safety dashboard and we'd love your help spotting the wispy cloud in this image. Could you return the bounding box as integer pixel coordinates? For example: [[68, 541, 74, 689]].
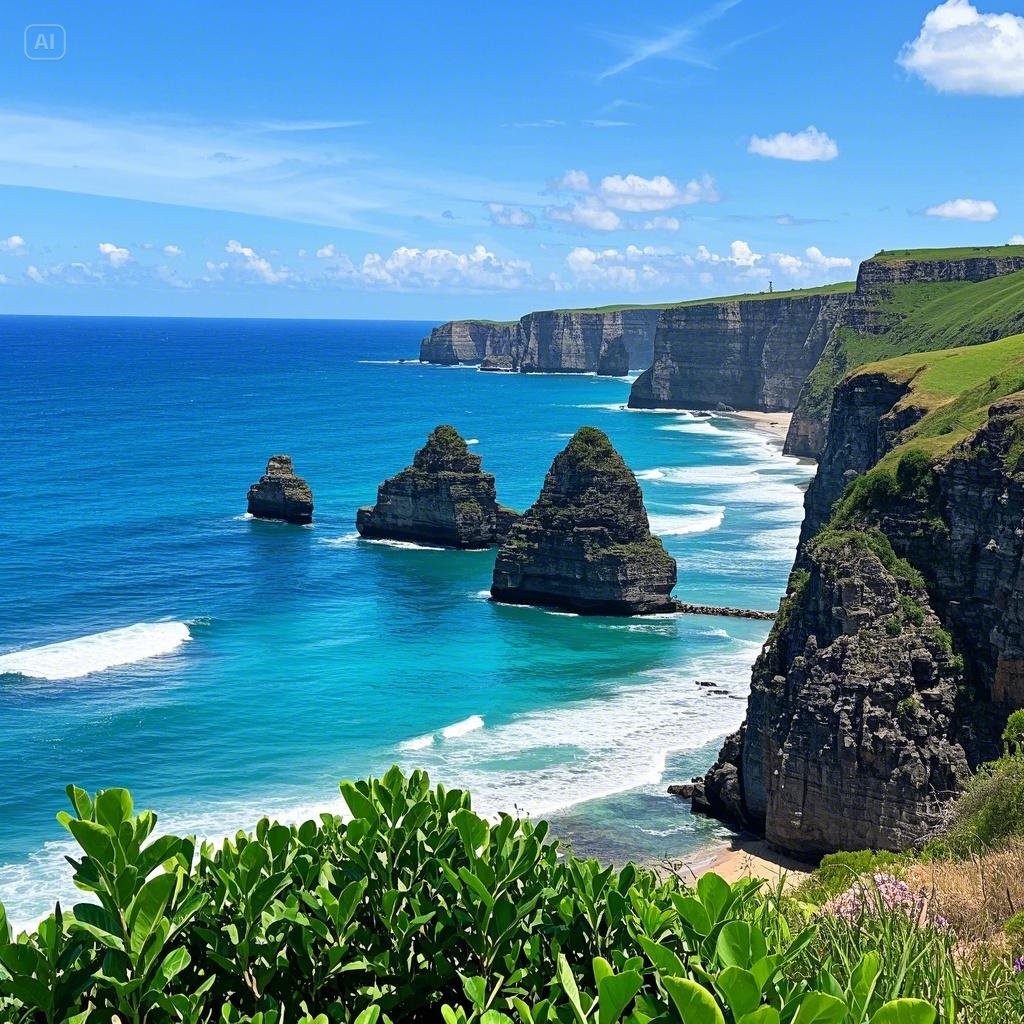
[[596, 0, 745, 80]]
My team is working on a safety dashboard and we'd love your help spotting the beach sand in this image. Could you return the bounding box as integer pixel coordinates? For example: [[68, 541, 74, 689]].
[[720, 410, 793, 442], [667, 834, 813, 889]]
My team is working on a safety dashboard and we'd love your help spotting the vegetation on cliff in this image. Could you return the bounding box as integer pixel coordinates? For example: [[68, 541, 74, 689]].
[[3, 768, 1021, 1023]]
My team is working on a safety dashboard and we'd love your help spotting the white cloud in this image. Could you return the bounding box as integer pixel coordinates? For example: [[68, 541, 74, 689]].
[[26, 264, 44, 284], [925, 197, 999, 221], [546, 198, 623, 231], [98, 241, 131, 267], [599, 172, 718, 210], [553, 169, 591, 191], [163, 244, 183, 256], [224, 239, 292, 283], [0, 273, 7, 284], [487, 203, 536, 228], [642, 216, 681, 231], [0, 234, 25, 253], [346, 244, 531, 291], [748, 126, 839, 162], [898, 0, 1024, 95], [1009, 234, 1024, 244], [564, 245, 677, 289], [696, 240, 851, 279], [316, 243, 338, 258]]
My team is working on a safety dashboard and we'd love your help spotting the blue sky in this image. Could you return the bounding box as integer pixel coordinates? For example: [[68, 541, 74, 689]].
[[1, 0, 1023, 319]]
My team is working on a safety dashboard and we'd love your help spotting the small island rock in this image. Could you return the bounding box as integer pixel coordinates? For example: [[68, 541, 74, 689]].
[[246, 455, 314, 525], [356, 425, 517, 548], [491, 426, 677, 614]]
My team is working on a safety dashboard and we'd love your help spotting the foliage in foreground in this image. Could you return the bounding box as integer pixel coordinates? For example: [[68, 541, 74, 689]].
[[0, 769, 1020, 1024]]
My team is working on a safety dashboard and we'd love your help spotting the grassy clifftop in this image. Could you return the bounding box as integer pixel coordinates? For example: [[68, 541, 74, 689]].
[[798, 265, 1024, 435]]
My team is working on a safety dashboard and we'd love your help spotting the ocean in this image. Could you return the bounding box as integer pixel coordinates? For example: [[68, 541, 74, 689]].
[[0, 315, 811, 930]]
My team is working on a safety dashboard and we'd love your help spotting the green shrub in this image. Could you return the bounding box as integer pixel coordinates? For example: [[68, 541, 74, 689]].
[[896, 449, 934, 495], [1003, 709, 1024, 756], [900, 596, 925, 626], [939, 756, 1024, 855], [1004, 910, 1024, 938], [0, 770, 991, 1024], [798, 849, 910, 903], [885, 616, 903, 636]]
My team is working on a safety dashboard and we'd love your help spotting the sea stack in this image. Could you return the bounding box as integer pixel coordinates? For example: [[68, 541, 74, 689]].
[[356, 425, 517, 548], [491, 426, 677, 614], [246, 455, 314, 525]]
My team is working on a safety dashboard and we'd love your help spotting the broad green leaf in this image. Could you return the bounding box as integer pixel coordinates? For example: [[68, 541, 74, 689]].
[[848, 952, 881, 1020], [790, 992, 847, 1024], [557, 953, 587, 1024], [64, 819, 114, 865], [65, 785, 93, 820], [869, 1000, 937, 1024], [696, 872, 732, 922], [353, 1008, 381, 1024], [95, 789, 133, 829], [662, 976, 726, 1024], [462, 974, 487, 1009], [716, 921, 767, 970], [339, 781, 379, 823], [0, 903, 8, 943], [635, 934, 684, 978], [672, 895, 712, 936], [454, 808, 490, 856], [598, 969, 642, 1024], [151, 946, 190, 993], [738, 1009, 780, 1024], [715, 966, 761, 1019], [127, 872, 176, 951], [593, 956, 614, 986]]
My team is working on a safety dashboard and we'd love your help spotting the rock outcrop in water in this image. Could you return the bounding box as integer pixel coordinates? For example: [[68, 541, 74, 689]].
[[246, 455, 314, 525], [420, 309, 657, 375], [356, 425, 517, 548], [693, 342, 1024, 856], [491, 427, 676, 614]]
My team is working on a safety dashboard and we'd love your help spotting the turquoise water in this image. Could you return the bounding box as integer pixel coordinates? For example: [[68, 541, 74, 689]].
[[0, 316, 810, 928]]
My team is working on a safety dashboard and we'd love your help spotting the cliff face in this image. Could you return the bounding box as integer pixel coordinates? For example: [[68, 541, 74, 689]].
[[419, 309, 657, 375], [356, 426, 517, 548], [785, 253, 1024, 458], [491, 427, 677, 614], [694, 354, 1024, 856], [628, 293, 848, 412]]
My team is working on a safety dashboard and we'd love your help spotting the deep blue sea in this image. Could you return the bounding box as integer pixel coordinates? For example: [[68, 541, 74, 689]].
[[0, 316, 811, 929]]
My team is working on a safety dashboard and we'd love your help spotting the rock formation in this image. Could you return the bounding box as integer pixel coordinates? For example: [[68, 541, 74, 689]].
[[356, 425, 517, 548], [491, 427, 677, 614], [419, 309, 657, 375], [629, 292, 850, 413], [693, 346, 1024, 856], [246, 456, 314, 525]]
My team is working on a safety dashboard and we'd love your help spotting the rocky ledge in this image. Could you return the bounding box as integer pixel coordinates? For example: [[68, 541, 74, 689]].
[[247, 455, 314, 525], [491, 426, 676, 614], [356, 425, 517, 548]]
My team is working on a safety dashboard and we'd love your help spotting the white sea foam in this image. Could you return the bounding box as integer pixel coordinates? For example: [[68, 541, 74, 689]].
[[0, 622, 191, 681], [318, 532, 361, 547], [395, 635, 764, 820], [649, 507, 725, 537], [399, 733, 436, 751], [359, 538, 447, 551], [466, 438, 480, 445], [441, 714, 485, 739], [233, 512, 255, 521], [657, 421, 721, 435], [638, 465, 761, 487]]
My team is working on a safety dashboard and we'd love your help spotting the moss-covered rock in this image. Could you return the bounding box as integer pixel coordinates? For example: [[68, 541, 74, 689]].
[[490, 427, 677, 614]]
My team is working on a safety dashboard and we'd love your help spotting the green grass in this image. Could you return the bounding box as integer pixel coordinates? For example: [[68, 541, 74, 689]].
[[800, 269, 1024, 426], [871, 244, 1024, 263]]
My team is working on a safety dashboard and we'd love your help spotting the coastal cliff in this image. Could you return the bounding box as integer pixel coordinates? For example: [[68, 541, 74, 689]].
[[357, 425, 517, 548], [419, 308, 658, 375], [694, 333, 1024, 856], [785, 248, 1024, 458], [628, 290, 850, 412], [491, 426, 677, 614]]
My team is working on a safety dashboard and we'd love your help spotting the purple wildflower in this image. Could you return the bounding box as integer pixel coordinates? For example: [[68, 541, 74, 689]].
[[822, 873, 947, 930], [1014, 956, 1024, 974]]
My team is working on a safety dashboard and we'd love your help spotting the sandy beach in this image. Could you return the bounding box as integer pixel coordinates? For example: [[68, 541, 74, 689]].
[[720, 410, 793, 442], [668, 834, 813, 889]]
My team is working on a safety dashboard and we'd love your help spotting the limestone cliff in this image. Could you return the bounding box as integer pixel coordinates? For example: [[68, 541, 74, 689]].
[[628, 291, 850, 412], [247, 456, 314, 525], [491, 427, 676, 614], [694, 337, 1024, 856], [419, 308, 657, 375], [357, 426, 517, 548]]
